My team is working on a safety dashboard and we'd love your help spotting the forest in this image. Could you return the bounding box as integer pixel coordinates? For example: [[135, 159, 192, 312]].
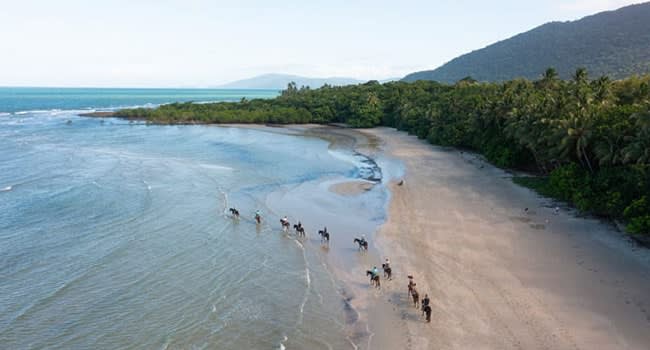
[[116, 69, 650, 238], [403, 2, 650, 82]]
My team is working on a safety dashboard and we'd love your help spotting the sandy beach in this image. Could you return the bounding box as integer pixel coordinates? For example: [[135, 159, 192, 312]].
[[213, 124, 650, 349], [358, 127, 650, 350]]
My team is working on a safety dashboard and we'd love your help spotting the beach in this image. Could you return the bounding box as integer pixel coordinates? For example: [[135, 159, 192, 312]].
[[4, 106, 650, 349], [358, 127, 650, 350]]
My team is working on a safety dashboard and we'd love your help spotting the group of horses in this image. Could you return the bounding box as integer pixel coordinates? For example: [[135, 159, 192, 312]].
[[228, 206, 431, 322], [408, 276, 432, 322], [230, 207, 375, 249]]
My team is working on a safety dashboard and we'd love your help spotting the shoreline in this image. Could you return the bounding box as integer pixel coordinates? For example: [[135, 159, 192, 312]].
[[77, 116, 650, 348], [366, 127, 650, 349], [233, 124, 393, 349]]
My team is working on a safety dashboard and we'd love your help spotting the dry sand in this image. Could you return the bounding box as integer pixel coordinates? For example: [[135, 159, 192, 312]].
[[362, 127, 650, 350], [221, 124, 650, 349]]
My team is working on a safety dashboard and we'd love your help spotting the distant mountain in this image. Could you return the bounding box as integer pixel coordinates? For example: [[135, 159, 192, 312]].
[[403, 2, 650, 83], [218, 74, 364, 89]]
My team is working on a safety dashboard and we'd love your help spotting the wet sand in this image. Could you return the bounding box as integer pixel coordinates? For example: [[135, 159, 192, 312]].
[[220, 124, 650, 349], [228, 124, 392, 348], [364, 127, 650, 350], [329, 181, 375, 196]]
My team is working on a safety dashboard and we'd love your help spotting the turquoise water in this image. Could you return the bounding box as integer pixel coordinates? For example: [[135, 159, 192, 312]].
[[0, 89, 391, 349], [0, 87, 279, 114]]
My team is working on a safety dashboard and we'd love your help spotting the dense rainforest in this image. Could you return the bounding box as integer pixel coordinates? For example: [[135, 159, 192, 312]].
[[403, 2, 650, 83], [116, 69, 650, 238]]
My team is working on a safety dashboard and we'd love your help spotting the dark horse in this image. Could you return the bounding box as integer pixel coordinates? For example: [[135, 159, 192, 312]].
[[353, 238, 368, 251], [280, 218, 290, 231], [366, 270, 381, 288], [228, 208, 240, 218], [318, 228, 330, 244], [382, 263, 392, 280], [293, 223, 306, 237]]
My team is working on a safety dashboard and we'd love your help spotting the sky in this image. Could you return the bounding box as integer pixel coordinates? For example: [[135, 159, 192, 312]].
[[0, 0, 642, 87]]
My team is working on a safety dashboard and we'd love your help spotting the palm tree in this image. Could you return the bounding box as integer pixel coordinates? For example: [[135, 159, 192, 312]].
[[592, 76, 612, 104], [593, 134, 625, 166], [573, 67, 588, 85], [544, 67, 558, 81], [623, 110, 650, 164], [553, 112, 596, 173]]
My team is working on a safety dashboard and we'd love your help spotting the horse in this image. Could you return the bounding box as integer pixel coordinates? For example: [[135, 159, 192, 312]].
[[423, 305, 432, 322], [382, 263, 392, 280], [280, 218, 290, 231], [353, 238, 368, 251], [293, 224, 306, 237], [228, 208, 240, 218], [318, 229, 330, 244], [366, 270, 381, 288], [411, 288, 420, 308], [408, 277, 416, 297]]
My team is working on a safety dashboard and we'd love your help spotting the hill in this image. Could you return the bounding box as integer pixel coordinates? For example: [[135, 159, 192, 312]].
[[218, 73, 364, 89], [403, 2, 650, 83]]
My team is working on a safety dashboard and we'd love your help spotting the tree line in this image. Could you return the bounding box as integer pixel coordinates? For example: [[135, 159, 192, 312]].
[[116, 69, 650, 238]]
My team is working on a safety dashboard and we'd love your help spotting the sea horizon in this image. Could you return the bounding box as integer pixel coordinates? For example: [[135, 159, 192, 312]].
[[0, 87, 280, 114]]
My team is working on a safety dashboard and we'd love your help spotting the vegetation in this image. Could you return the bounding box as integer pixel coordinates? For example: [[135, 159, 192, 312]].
[[403, 3, 650, 83], [116, 70, 650, 237]]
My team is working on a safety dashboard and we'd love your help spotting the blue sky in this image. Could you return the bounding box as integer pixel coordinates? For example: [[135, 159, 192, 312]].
[[0, 0, 641, 87]]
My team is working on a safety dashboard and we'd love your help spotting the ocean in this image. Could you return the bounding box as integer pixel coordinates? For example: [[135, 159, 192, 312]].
[[0, 88, 395, 349]]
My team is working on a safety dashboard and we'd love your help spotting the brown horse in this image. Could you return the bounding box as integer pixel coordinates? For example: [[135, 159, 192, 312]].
[[408, 277, 416, 297], [366, 270, 381, 288], [411, 289, 420, 308], [382, 263, 392, 280]]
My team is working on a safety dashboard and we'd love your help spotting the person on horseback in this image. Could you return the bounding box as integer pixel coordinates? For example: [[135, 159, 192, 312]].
[[255, 210, 262, 224], [384, 258, 390, 269], [421, 294, 430, 316], [369, 266, 379, 283]]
